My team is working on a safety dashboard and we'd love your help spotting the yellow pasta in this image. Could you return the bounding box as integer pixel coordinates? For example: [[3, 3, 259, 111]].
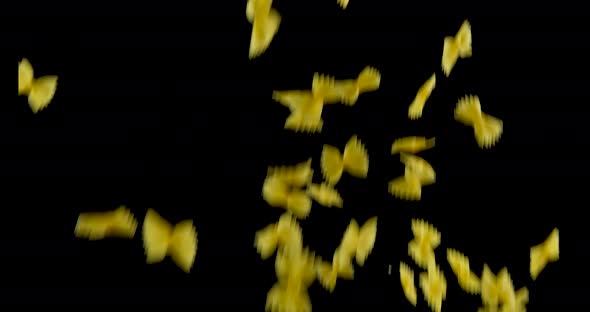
[[262, 175, 312, 219], [267, 159, 314, 187], [419, 263, 447, 312], [446, 248, 481, 294], [441, 20, 472, 76], [501, 287, 528, 312], [400, 153, 436, 186], [321, 135, 369, 185], [273, 90, 324, 133], [338, 217, 378, 266], [306, 183, 343, 208], [316, 247, 355, 292], [408, 219, 440, 269], [455, 95, 503, 149], [388, 172, 422, 201], [530, 227, 559, 280], [408, 73, 436, 119], [255, 213, 303, 259], [399, 261, 418, 306], [391, 136, 435, 155], [311, 73, 342, 105], [480, 265, 528, 312], [248, 0, 281, 59], [74, 206, 138, 240], [142, 209, 197, 273], [337, 0, 349, 9], [313, 67, 381, 106], [18, 58, 58, 113]]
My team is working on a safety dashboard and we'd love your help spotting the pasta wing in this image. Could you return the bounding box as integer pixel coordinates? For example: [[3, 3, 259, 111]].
[[342, 135, 369, 178], [356, 66, 381, 94], [255, 224, 279, 259], [337, 0, 349, 9], [267, 159, 313, 187], [273, 90, 314, 112], [316, 260, 338, 292], [246, 0, 256, 23], [169, 220, 198, 273], [355, 217, 378, 266], [530, 228, 559, 280], [400, 153, 436, 185], [250, 0, 280, 59], [28, 75, 58, 113], [142, 209, 173, 264], [340, 219, 360, 255], [441, 36, 459, 76], [480, 264, 501, 306], [286, 190, 312, 219], [411, 219, 441, 247], [262, 176, 290, 208], [475, 113, 503, 149], [399, 262, 418, 306], [447, 248, 481, 294], [391, 136, 435, 154], [74, 206, 138, 240], [18, 58, 34, 95], [333, 247, 354, 279], [388, 174, 422, 201], [419, 264, 447, 312], [284, 110, 324, 133], [408, 74, 436, 120], [307, 183, 343, 208], [312, 73, 341, 104], [321, 144, 344, 184], [456, 20, 472, 58]]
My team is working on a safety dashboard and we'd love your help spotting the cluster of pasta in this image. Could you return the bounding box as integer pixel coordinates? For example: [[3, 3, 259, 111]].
[[75, 206, 198, 273]]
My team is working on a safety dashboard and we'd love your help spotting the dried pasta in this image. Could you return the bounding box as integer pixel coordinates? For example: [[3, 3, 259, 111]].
[[338, 217, 378, 266], [18, 58, 58, 113], [408, 219, 440, 269], [419, 263, 447, 312], [142, 209, 198, 273], [479, 265, 528, 312], [313, 67, 381, 106], [391, 136, 435, 155], [446, 248, 481, 294], [316, 247, 355, 292], [263, 160, 315, 218], [441, 20, 472, 76], [248, 0, 281, 59], [400, 153, 436, 185], [267, 159, 314, 187], [74, 206, 138, 240], [408, 73, 436, 119], [306, 183, 343, 208], [388, 172, 422, 201], [337, 0, 349, 9], [399, 261, 418, 306], [255, 213, 304, 259], [321, 135, 369, 185], [455, 95, 503, 149], [530, 227, 559, 280], [273, 90, 324, 133]]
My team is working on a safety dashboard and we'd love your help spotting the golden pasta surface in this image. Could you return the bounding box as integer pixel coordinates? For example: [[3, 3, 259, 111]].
[[408, 73, 436, 119], [74, 206, 138, 240], [441, 20, 472, 76], [321, 135, 369, 185], [248, 0, 281, 59], [18, 58, 58, 113], [530, 228, 559, 280]]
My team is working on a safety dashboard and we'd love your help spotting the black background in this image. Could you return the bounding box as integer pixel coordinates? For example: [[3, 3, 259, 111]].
[[3, 1, 588, 309]]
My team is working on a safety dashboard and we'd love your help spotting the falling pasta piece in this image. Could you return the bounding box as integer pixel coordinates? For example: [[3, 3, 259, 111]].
[[316, 249, 354, 292], [273, 90, 325, 133], [400, 153, 436, 185], [408, 73, 436, 119], [270, 247, 316, 312], [266, 282, 312, 312], [311, 73, 342, 104], [315, 67, 381, 106], [400, 261, 418, 306], [446, 248, 481, 294], [419, 263, 447, 312], [388, 173, 422, 201], [267, 159, 314, 187], [411, 219, 441, 246], [441, 20, 472, 76], [248, 0, 281, 59], [74, 206, 138, 240], [338, 217, 378, 266], [286, 189, 313, 219], [480, 264, 502, 307], [337, 0, 349, 9], [255, 213, 304, 259], [408, 219, 441, 269], [306, 183, 343, 208], [18, 58, 58, 113], [502, 287, 529, 312], [261, 174, 312, 219], [321, 135, 369, 185], [530, 228, 559, 280], [142, 209, 197, 273], [455, 95, 503, 149], [391, 136, 435, 155]]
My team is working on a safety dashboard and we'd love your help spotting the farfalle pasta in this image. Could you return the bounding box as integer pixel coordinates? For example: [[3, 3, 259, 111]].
[[312, 67, 381, 106], [316, 247, 355, 292], [263, 160, 315, 218], [408, 73, 436, 119], [399, 261, 418, 306], [339, 217, 378, 266], [273, 90, 325, 133], [389, 153, 435, 201], [391, 136, 435, 155], [530, 227, 559, 280], [306, 183, 343, 208], [479, 265, 528, 312], [446, 248, 481, 294], [408, 219, 440, 269], [455, 95, 503, 149], [419, 263, 447, 312], [18, 58, 58, 113], [142, 209, 198, 273], [74, 206, 138, 240], [337, 0, 349, 9], [441, 19, 472, 76], [321, 135, 369, 185], [247, 0, 281, 59], [255, 213, 304, 260]]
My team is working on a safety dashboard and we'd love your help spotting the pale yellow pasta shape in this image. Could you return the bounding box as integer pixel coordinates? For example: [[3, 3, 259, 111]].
[[314, 66, 380, 106], [249, 0, 281, 59], [399, 261, 418, 306], [321, 135, 369, 185], [340, 219, 360, 255], [316, 248, 354, 293], [267, 159, 314, 187], [273, 90, 325, 133], [265, 282, 312, 312], [262, 176, 290, 208], [530, 227, 559, 280], [74, 206, 138, 240], [455, 95, 503, 149], [262, 166, 313, 219], [446, 248, 481, 294], [306, 182, 343, 208], [337, 0, 349, 9], [286, 189, 313, 219], [255, 213, 304, 260], [400, 153, 436, 186], [408, 219, 440, 269], [408, 73, 436, 119], [388, 173, 422, 201], [142, 209, 197, 273], [391, 136, 435, 155], [18, 58, 58, 113], [411, 219, 441, 245], [419, 263, 447, 312], [441, 20, 472, 76], [336, 217, 378, 266]]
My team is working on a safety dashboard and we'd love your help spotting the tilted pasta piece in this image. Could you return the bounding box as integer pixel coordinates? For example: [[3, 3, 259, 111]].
[[530, 227, 559, 280], [419, 263, 447, 312], [500, 287, 528, 312], [248, 0, 281, 59], [321, 135, 369, 185], [400, 261, 418, 306], [391, 136, 435, 155], [74, 206, 138, 240], [273, 90, 324, 133], [408, 219, 440, 269], [400, 153, 436, 185], [18, 58, 58, 113], [316, 248, 355, 292], [338, 217, 378, 266], [312, 73, 342, 104], [446, 248, 481, 294], [411, 219, 441, 245], [306, 183, 343, 208], [142, 209, 197, 273], [267, 159, 314, 187], [268, 246, 316, 312], [389, 173, 422, 201], [337, 0, 349, 9], [315, 67, 381, 106], [408, 74, 436, 119], [480, 265, 527, 311], [255, 213, 303, 259], [262, 176, 312, 219], [441, 20, 472, 76], [455, 95, 503, 149]]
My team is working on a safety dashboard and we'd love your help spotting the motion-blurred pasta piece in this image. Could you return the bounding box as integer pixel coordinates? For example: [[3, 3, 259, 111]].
[[530, 227, 559, 280], [400, 261, 418, 306], [142, 209, 197, 273], [455, 95, 503, 149], [255, 213, 304, 259], [18, 58, 58, 113], [74, 206, 138, 240], [316, 247, 355, 292], [442, 20, 472, 76], [408, 73, 436, 119], [337, 0, 349, 9], [446, 248, 481, 294], [339, 217, 378, 266], [273, 90, 324, 133], [419, 263, 447, 312], [313, 67, 380, 106], [263, 160, 314, 219], [400, 153, 436, 185], [479, 265, 528, 312], [408, 219, 440, 269], [321, 135, 369, 185], [391, 136, 435, 155], [267, 159, 314, 187], [306, 183, 343, 208], [389, 153, 435, 201], [248, 0, 281, 59]]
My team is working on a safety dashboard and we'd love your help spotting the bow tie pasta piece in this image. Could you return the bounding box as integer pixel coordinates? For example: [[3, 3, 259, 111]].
[[441, 20, 472, 76], [337, 0, 349, 9], [312, 73, 342, 104], [267, 159, 314, 187], [269, 247, 316, 312], [266, 282, 312, 312], [321, 135, 369, 185], [316, 248, 354, 292], [273, 90, 325, 133], [248, 0, 281, 59], [306, 183, 343, 208], [262, 175, 312, 219], [530, 227, 559, 280], [400, 153, 436, 185], [75, 206, 138, 240], [408, 73, 436, 120], [389, 173, 422, 201], [408, 219, 440, 269], [18, 58, 58, 113], [400, 261, 418, 306], [455, 95, 503, 149], [255, 213, 304, 259], [338, 217, 378, 266], [446, 249, 481, 294], [391, 136, 436, 155], [480, 266, 527, 311], [314, 67, 381, 106], [500, 287, 528, 312], [142, 209, 197, 273], [419, 263, 447, 312], [411, 219, 441, 246]]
